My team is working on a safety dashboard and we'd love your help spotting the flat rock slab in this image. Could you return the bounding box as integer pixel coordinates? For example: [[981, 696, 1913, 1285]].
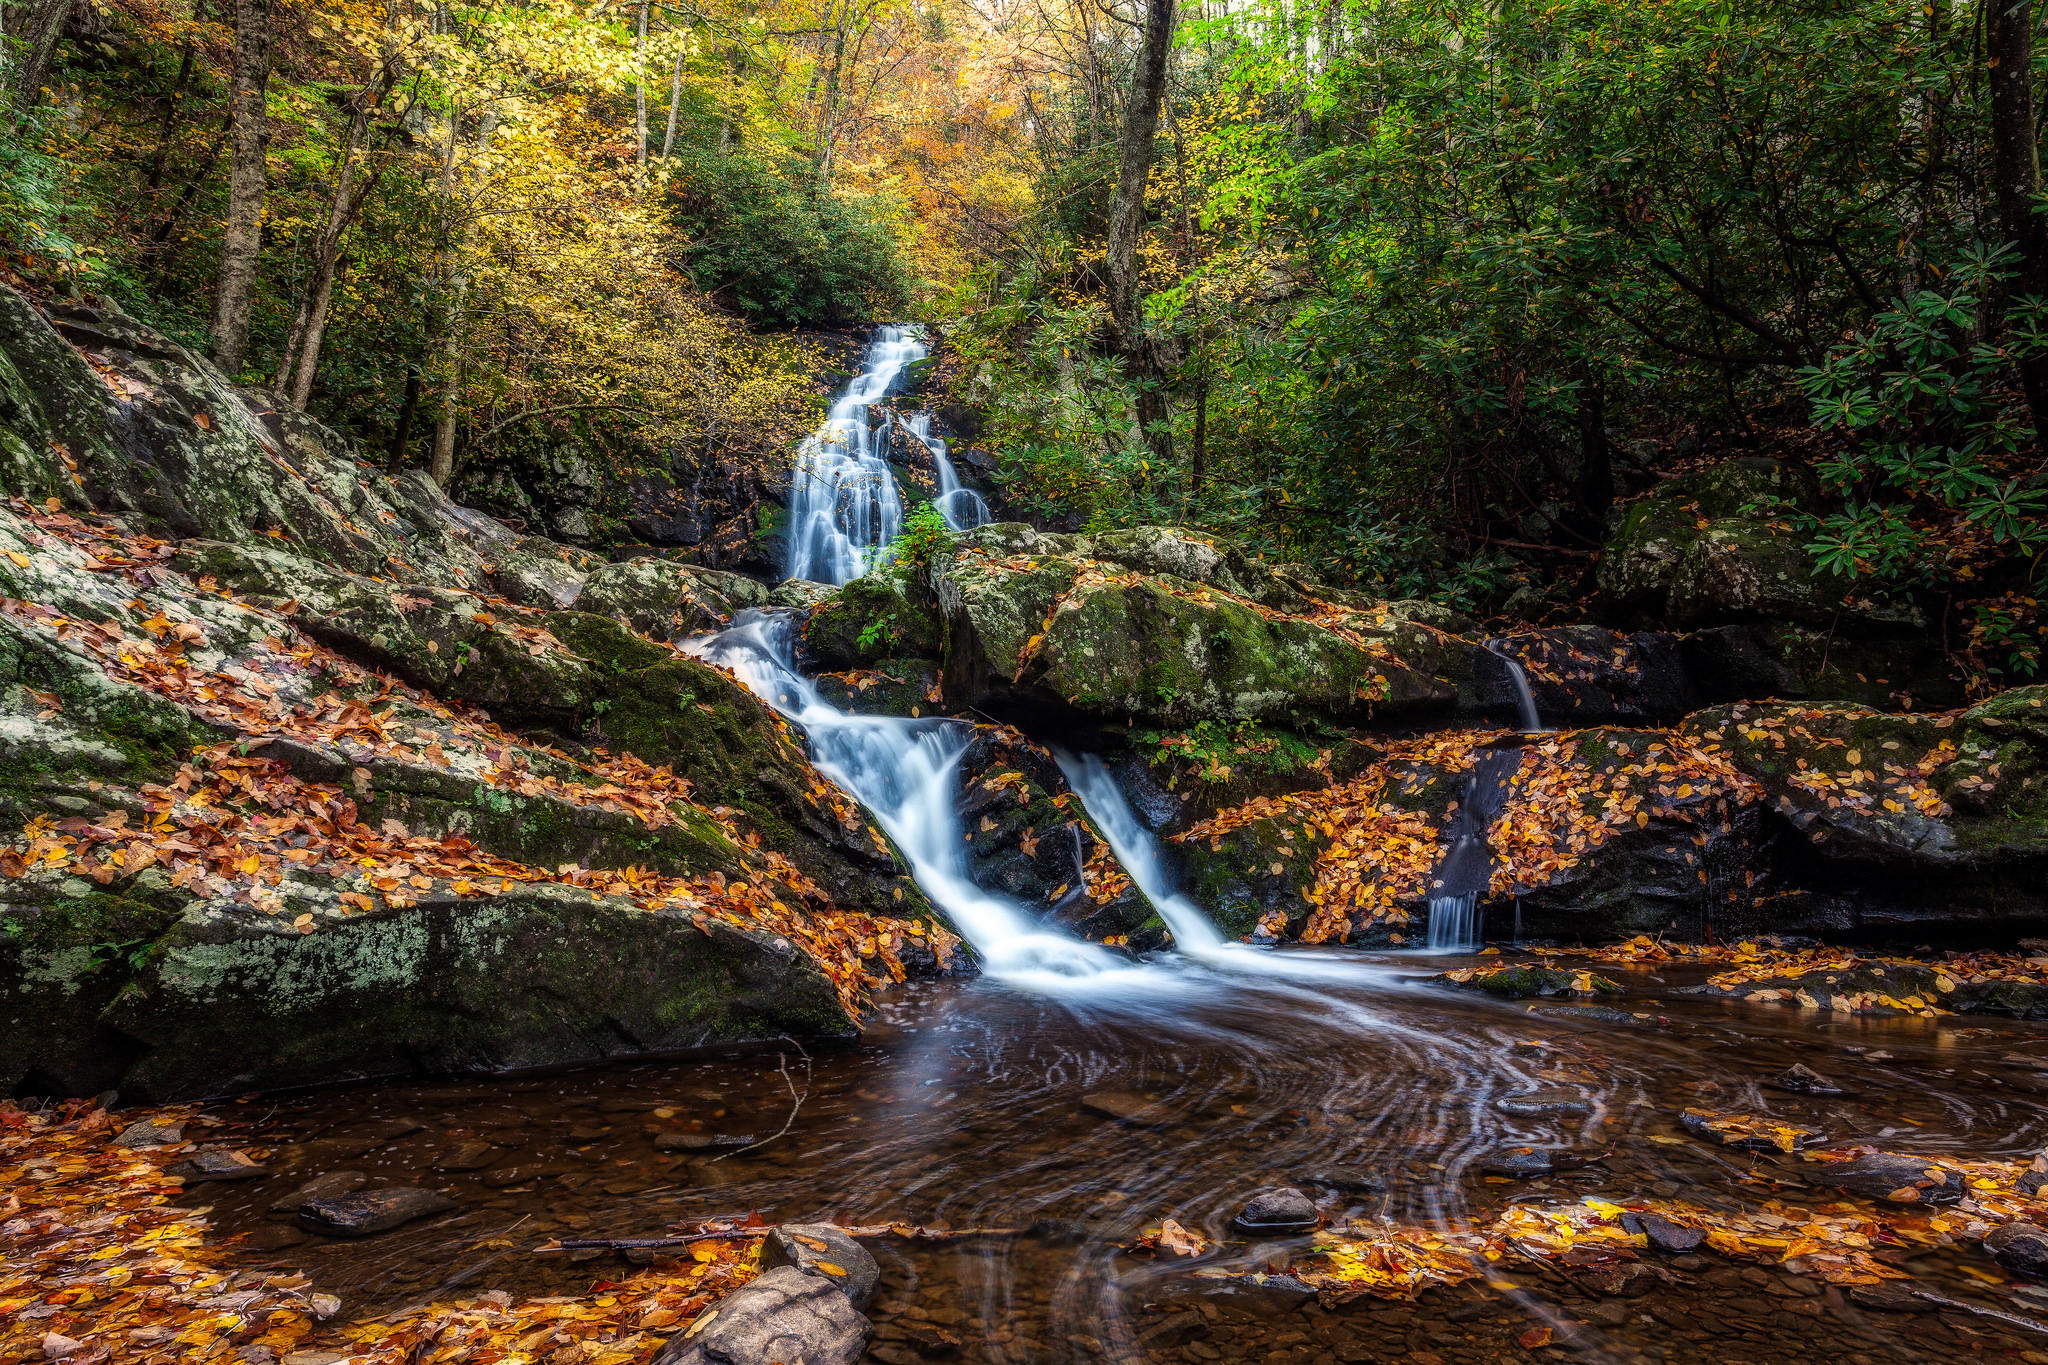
[[654, 1131, 757, 1153], [1080, 1091, 1182, 1127], [1479, 1147, 1592, 1178], [434, 1142, 500, 1172], [298, 1187, 457, 1238], [763, 1223, 881, 1310], [1812, 1154, 1967, 1205], [167, 1148, 268, 1183], [1620, 1211, 1706, 1254], [655, 1265, 871, 1365], [269, 1170, 366, 1213], [1494, 1089, 1593, 1117]]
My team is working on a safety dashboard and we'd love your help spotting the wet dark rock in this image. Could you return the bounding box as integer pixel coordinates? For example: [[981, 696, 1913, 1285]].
[[1987, 1223, 2048, 1278], [362, 1119, 427, 1141], [1433, 966, 1623, 1000], [653, 1265, 871, 1365], [166, 1148, 268, 1183], [1478, 1147, 1590, 1178], [481, 1164, 571, 1189], [763, 1223, 881, 1310], [1080, 1091, 1181, 1127], [1294, 1168, 1385, 1194], [1529, 1005, 1646, 1026], [1620, 1211, 1706, 1254], [1770, 1063, 1843, 1096], [297, 1186, 457, 1238], [268, 1170, 366, 1212], [239, 1223, 309, 1252], [113, 1118, 183, 1148], [654, 1131, 757, 1152], [1811, 1154, 1967, 1205], [2018, 1149, 2048, 1196], [1494, 1089, 1593, 1117], [1232, 1186, 1319, 1233], [433, 1142, 499, 1172], [1025, 1218, 1091, 1244]]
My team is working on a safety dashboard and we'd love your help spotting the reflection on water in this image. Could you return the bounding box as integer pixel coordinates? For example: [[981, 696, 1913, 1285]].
[[204, 960, 2048, 1362]]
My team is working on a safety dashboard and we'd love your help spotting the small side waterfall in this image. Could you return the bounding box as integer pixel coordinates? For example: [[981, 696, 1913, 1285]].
[[1423, 748, 1523, 951], [1487, 641, 1546, 733], [1055, 753, 1222, 952], [784, 327, 925, 585], [901, 412, 990, 532]]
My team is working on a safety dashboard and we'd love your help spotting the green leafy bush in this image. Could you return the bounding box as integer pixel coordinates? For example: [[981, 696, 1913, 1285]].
[[664, 149, 910, 328]]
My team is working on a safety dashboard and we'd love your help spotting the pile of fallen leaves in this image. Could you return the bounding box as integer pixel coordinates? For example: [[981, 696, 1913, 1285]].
[[1533, 937, 2048, 1018], [0, 1101, 764, 1365]]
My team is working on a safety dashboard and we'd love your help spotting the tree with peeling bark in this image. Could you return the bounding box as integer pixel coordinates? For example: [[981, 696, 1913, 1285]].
[[209, 0, 272, 376]]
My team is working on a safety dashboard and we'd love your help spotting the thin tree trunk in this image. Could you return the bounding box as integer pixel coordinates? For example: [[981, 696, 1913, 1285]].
[[10, 0, 71, 117], [1104, 0, 1177, 463], [634, 0, 648, 175], [813, 10, 846, 184], [1988, 0, 2048, 444], [275, 102, 373, 403], [661, 41, 684, 158], [210, 0, 273, 376], [143, 0, 207, 193], [388, 365, 421, 474]]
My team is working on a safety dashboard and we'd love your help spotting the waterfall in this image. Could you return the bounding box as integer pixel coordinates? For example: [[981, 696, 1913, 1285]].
[[901, 411, 990, 532], [688, 611, 1129, 984], [1487, 641, 1546, 733], [1421, 748, 1523, 952], [1054, 753, 1222, 952], [784, 327, 924, 585]]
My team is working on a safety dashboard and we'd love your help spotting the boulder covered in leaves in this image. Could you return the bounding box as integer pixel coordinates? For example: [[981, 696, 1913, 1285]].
[[574, 557, 769, 642]]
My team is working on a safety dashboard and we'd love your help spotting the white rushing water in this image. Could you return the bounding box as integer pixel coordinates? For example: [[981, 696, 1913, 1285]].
[[785, 326, 924, 585], [1487, 641, 1546, 733], [688, 611, 1155, 991], [900, 411, 990, 533]]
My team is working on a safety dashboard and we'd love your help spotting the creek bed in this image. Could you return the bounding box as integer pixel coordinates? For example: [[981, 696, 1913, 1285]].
[[194, 953, 2048, 1362]]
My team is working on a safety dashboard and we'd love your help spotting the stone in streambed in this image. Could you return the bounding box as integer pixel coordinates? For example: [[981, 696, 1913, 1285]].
[[1494, 1089, 1593, 1117], [1294, 1168, 1385, 1194], [1812, 1154, 1966, 1205], [113, 1118, 183, 1148], [166, 1148, 268, 1183], [1434, 966, 1622, 1000], [1479, 1147, 1593, 1178], [268, 1170, 366, 1212], [1081, 1091, 1181, 1127], [1620, 1211, 1705, 1254], [1232, 1186, 1319, 1234], [1770, 1063, 1844, 1096], [654, 1265, 871, 1365], [654, 1131, 756, 1153], [298, 1186, 456, 1238], [433, 1141, 499, 1172], [2020, 1148, 2048, 1196], [763, 1223, 881, 1310], [1987, 1223, 2048, 1278]]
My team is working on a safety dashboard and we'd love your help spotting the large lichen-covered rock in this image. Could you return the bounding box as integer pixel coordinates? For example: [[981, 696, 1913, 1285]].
[[18, 880, 854, 1100], [485, 536, 601, 609], [575, 557, 770, 642], [803, 575, 943, 668], [928, 524, 1476, 727]]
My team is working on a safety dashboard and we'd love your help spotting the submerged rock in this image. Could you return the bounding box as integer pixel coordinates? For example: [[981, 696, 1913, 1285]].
[[1434, 965, 1623, 999], [269, 1171, 366, 1213], [654, 1265, 871, 1365], [1811, 1154, 1966, 1205], [297, 1186, 456, 1237], [763, 1223, 881, 1310], [1987, 1223, 2048, 1278], [1232, 1187, 1319, 1233], [166, 1148, 268, 1183], [1478, 1147, 1582, 1178], [1620, 1211, 1706, 1254], [1770, 1063, 1844, 1096], [1494, 1089, 1594, 1117], [1080, 1091, 1181, 1127]]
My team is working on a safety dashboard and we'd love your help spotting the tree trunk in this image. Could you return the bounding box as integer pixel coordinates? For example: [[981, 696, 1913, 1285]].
[[1572, 374, 1612, 535], [388, 365, 421, 475], [1104, 0, 1177, 462], [210, 0, 273, 376], [143, 0, 206, 196], [813, 13, 846, 184], [275, 101, 373, 405], [10, 0, 72, 117], [634, 0, 648, 175], [661, 42, 684, 158], [1986, 0, 2048, 443]]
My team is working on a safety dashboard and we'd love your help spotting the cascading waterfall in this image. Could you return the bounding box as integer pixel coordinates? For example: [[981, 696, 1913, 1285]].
[[784, 327, 925, 585], [1055, 753, 1223, 953], [688, 611, 1140, 987], [1487, 641, 1546, 733], [900, 411, 990, 532], [1423, 748, 1524, 951]]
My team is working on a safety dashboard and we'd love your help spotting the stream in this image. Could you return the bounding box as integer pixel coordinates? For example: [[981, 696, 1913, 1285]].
[[191, 327, 2048, 1362]]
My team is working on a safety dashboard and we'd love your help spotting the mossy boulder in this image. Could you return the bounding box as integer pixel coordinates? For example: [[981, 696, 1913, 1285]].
[[1433, 965, 1624, 998], [803, 576, 943, 668], [486, 536, 600, 609], [575, 557, 770, 642], [1599, 462, 1826, 622]]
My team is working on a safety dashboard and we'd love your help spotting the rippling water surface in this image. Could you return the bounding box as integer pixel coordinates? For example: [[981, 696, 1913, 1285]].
[[204, 952, 2048, 1363]]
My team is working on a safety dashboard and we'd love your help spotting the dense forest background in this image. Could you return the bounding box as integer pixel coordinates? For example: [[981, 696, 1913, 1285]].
[[1, 0, 2045, 686]]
